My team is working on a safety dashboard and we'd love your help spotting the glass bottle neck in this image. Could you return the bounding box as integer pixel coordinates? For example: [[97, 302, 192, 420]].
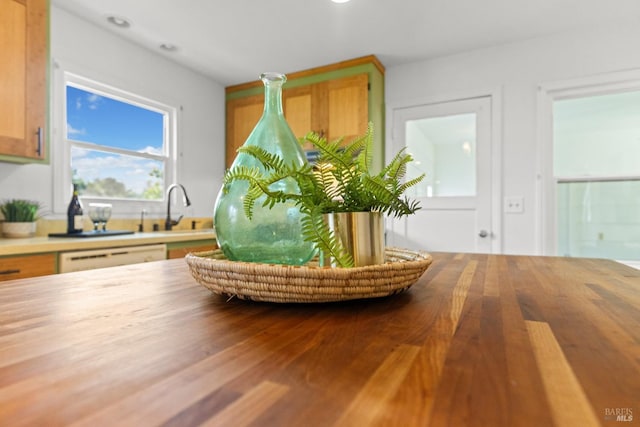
[[264, 83, 283, 115], [261, 73, 286, 116]]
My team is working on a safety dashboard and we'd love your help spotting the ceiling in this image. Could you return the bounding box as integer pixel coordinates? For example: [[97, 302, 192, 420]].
[[52, 0, 640, 87]]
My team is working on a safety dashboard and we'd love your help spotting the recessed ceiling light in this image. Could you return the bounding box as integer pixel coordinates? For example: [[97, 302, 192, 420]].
[[106, 15, 130, 28], [160, 43, 178, 52], [331, 0, 351, 3]]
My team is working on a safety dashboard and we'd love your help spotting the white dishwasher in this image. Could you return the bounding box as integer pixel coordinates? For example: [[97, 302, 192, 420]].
[[59, 244, 167, 273]]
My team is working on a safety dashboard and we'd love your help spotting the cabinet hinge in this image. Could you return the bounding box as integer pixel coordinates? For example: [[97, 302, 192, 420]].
[[367, 83, 371, 91]]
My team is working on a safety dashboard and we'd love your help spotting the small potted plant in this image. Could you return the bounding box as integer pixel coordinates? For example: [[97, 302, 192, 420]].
[[0, 199, 42, 238], [222, 123, 424, 267]]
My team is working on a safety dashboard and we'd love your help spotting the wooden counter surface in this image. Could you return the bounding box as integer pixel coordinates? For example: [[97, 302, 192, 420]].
[[1, 253, 638, 426], [0, 229, 216, 256]]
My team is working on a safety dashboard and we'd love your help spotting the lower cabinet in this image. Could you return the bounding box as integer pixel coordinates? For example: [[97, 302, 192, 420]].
[[0, 238, 218, 281], [167, 242, 218, 259], [0, 253, 56, 282]]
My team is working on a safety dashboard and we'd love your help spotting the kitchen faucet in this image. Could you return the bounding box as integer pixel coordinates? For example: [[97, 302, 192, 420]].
[[165, 183, 191, 231]]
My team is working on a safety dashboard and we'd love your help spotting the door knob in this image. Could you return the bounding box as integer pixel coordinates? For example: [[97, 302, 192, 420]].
[[478, 230, 489, 238]]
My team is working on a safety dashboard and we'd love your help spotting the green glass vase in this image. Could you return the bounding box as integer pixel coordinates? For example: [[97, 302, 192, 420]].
[[214, 73, 315, 265]]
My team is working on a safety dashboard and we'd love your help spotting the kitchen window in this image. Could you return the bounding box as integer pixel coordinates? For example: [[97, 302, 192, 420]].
[[52, 66, 178, 215]]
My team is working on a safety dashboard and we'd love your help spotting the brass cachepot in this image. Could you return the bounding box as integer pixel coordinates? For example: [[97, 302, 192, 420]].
[[321, 211, 385, 267]]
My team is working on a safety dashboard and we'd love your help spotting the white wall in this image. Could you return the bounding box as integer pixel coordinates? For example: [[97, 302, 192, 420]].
[[386, 22, 640, 255], [0, 6, 226, 219]]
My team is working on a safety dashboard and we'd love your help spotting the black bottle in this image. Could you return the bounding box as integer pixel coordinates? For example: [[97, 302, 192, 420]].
[[67, 184, 83, 234]]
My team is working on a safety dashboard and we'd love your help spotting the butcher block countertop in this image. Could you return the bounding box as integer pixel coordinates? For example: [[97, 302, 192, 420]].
[[1, 253, 638, 426]]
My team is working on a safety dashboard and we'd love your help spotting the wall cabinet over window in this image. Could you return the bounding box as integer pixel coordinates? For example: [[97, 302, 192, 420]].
[[225, 55, 385, 172], [0, 0, 47, 163]]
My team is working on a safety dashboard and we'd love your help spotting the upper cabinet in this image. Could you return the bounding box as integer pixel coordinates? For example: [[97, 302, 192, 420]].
[[225, 55, 385, 172], [0, 0, 48, 163], [285, 73, 369, 151]]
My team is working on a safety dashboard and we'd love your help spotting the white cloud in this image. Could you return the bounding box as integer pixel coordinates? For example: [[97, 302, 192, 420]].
[[67, 123, 85, 136], [72, 153, 162, 193], [125, 168, 148, 177], [138, 146, 163, 155], [79, 93, 102, 111]]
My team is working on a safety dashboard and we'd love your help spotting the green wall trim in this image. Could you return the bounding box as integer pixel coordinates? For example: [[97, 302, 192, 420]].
[[226, 63, 382, 100]]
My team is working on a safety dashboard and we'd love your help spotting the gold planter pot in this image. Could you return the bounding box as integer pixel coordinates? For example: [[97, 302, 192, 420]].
[[321, 211, 385, 267]]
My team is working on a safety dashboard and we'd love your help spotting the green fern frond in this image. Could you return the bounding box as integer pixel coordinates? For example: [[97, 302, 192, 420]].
[[300, 210, 354, 268], [313, 162, 335, 188], [223, 165, 264, 189], [381, 147, 411, 182], [237, 145, 287, 172], [396, 174, 426, 196], [353, 122, 374, 173], [362, 175, 396, 204], [302, 131, 353, 171], [243, 183, 265, 219]]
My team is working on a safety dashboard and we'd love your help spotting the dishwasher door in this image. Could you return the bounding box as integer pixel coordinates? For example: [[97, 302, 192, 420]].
[[59, 244, 167, 273]]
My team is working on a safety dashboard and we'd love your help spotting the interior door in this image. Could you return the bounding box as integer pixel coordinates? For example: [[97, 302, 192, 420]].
[[388, 96, 494, 253]]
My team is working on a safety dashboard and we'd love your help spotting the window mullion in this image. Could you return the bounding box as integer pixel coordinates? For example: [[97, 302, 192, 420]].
[[70, 139, 166, 162]]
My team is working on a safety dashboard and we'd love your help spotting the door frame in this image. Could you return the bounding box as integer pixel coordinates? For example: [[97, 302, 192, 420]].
[[536, 69, 640, 255], [386, 87, 503, 253]]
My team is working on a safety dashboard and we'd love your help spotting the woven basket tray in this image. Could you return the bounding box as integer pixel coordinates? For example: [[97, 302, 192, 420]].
[[185, 247, 433, 303]]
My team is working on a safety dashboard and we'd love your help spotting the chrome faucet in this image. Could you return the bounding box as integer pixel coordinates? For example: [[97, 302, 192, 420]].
[[165, 183, 191, 231]]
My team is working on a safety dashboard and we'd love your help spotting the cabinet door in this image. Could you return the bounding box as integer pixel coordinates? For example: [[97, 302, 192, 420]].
[[284, 73, 369, 149], [225, 94, 264, 168], [167, 243, 217, 259], [283, 84, 314, 150], [0, 253, 56, 282], [0, 0, 47, 161], [324, 73, 369, 143]]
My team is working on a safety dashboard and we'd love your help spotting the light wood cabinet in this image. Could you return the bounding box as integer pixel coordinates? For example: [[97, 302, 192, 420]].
[[225, 56, 384, 171], [0, 253, 56, 281], [167, 242, 218, 259], [285, 73, 369, 151], [0, 0, 47, 163], [225, 93, 264, 168]]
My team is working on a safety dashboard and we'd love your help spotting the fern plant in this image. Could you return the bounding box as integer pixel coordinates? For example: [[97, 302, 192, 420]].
[[222, 123, 424, 267]]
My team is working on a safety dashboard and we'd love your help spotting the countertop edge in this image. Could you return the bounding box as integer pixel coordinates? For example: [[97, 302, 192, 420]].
[[0, 231, 217, 256]]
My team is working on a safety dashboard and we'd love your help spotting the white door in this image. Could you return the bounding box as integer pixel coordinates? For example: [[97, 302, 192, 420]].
[[388, 96, 495, 253]]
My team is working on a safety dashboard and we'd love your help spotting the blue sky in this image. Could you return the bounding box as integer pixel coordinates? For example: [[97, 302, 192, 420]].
[[66, 85, 164, 154]]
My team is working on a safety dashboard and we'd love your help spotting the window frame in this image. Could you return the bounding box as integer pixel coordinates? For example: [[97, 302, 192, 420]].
[[537, 69, 640, 256], [52, 61, 178, 216]]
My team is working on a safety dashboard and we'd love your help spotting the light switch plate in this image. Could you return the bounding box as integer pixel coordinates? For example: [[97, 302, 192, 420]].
[[504, 196, 524, 214]]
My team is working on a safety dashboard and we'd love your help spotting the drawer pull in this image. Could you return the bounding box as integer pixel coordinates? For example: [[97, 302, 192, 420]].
[[0, 269, 20, 275]]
